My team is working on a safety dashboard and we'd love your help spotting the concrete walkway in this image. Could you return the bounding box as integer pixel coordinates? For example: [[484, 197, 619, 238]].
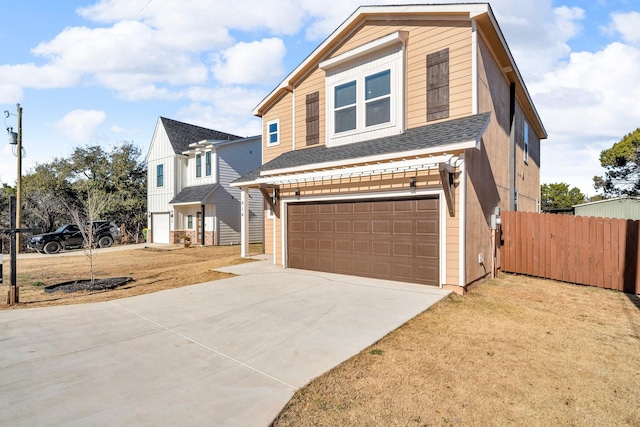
[[0, 256, 450, 426]]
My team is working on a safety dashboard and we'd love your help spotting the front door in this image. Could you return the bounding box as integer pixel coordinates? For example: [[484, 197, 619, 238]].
[[196, 212, 202, 244]]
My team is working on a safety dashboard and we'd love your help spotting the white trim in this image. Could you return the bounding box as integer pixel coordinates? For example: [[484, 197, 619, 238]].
[[273, 206, 277, 265], [458, 155, 466, 288], [267, 119, 280, 147], [291, 87, 296, 151], [263, 143, 475, 177], [257, 155, 457, 186], [319, 31, 408, 70], [280, 188, 447, 287], [471, 19, 478, 115]]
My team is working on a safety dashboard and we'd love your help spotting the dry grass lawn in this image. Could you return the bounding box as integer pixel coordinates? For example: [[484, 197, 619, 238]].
[[2, 247, 639, 425], [1, 244, 262, 309], [273, 275, 640, 427]]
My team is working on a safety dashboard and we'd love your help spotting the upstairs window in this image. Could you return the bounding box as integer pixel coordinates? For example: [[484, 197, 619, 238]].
[[334, 81, 357, 133], [205, 151, 212, 176], [196, 153, 202, 178], [321, 31, 406, 147], [267, 119, 280, 146], [365, 70, 391, 126], [156, 164, 164, 187]]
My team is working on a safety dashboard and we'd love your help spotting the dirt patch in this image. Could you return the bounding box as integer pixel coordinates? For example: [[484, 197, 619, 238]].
[[44, 277, 133, 293], [1, 244, 263, 309], [272, 274, 640, 426]]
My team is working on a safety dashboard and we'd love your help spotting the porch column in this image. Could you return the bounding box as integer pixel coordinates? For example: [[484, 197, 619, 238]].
[[240, 186, 249, 257]]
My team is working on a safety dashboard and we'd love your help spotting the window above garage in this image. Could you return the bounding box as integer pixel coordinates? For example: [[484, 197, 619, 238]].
[[320, 31, 408, 147]]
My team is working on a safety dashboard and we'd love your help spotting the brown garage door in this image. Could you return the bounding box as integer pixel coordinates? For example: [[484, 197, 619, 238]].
[[287, 198, 439, 286]]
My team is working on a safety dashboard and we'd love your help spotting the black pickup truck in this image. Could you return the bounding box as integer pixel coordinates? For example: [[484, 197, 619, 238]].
[[27, 221, 122, 254]]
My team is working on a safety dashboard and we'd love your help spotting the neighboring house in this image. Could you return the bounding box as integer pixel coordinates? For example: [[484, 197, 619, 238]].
[[574, 197, 640, 220], [232, 3, 546, 293], [146, 117, 263, 246]]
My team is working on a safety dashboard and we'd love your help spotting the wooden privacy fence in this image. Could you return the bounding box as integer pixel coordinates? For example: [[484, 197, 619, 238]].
[[501, 211, 639, 294]]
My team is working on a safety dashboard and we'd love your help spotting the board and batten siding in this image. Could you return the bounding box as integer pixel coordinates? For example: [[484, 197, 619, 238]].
[[147, 122, 178, 214], [214, 137, 263, 245]]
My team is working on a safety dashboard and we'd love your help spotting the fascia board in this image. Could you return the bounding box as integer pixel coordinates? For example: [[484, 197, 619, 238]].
[[261, 140, 476, 177]]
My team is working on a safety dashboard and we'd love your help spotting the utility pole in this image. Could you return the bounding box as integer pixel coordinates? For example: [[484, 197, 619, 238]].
[[16, 103, 23, 253]]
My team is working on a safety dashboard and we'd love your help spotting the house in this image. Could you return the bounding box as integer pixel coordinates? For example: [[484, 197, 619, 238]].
[[574, 197, 640, 220], [232, 3, 546, 293], [146, 117, 263, 246]]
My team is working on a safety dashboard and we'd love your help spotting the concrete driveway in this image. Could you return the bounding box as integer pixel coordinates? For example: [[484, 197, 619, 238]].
[[0, 256, 450, 426]]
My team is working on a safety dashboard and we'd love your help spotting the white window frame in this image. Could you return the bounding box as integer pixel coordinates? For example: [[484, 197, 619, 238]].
[[205, 151, 212, 176], [323, 41, 405, 147], [523, 120, 529, 164], [267, 119, 280, 147], [195, 153, 202, 178], [156, 164, 164, 187]]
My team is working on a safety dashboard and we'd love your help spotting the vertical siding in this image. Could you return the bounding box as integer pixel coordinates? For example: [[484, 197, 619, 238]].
[[147, 120, 178, 214], [214, 137, 263, 245]]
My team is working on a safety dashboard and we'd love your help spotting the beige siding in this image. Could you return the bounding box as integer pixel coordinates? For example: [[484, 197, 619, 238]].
[[263, 91, 294, 164]]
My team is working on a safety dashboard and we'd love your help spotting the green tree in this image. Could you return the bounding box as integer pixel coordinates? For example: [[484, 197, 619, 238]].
[[541, 182, 586, 211], [593, 128, 640, 197], [21, 141, 147, 241]]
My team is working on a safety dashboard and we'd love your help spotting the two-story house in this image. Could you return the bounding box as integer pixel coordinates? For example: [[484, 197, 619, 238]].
[[233, 3, 546, 293], [146, 117, 263, 246]]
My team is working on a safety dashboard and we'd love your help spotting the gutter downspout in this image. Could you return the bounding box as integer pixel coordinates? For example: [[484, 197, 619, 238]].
[[509, 82, 516, 211]]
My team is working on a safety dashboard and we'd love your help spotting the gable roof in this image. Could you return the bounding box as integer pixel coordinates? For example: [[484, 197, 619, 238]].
[[252, 3, 546, 139], [169, 184, 218, 205], [234, 112, 490, 185], [160, 117, 243, 154]]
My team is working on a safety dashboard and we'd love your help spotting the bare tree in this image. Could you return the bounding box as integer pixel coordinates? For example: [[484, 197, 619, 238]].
[[68, 190, 110, 286]]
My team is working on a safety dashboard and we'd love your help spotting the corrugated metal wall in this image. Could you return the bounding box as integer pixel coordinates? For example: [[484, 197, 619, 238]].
[[575, 198, 640, 220]]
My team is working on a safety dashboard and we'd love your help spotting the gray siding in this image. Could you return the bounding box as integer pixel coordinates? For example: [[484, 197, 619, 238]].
[[214, 136, 263, 245], [574, 198, 640, 220]]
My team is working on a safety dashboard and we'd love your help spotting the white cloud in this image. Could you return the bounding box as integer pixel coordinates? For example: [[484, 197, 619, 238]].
[[177, 103, 261, 138], [55, 109, 107, 142], [607, 11, 640, 46], [212, 38, 286, 86]]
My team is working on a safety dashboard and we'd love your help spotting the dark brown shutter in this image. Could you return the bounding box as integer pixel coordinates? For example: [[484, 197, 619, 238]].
[[306, 91, 320, 146], [427, 48, 449, 121]]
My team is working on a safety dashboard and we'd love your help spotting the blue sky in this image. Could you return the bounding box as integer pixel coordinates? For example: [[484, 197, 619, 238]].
[[1, 0, 639, 198]]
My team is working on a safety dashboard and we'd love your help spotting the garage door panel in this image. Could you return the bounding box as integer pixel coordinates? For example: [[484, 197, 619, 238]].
[[393, 220, 413, 234], [353, 220, 370, 233], [319, 239, 334, 252], [417, 242, 438, 258], [335, 240, 352, 252], [353, 240, 370, 254], [372, 220, 391, 234], [336, 221, 351, 233], [288, 198, 439, 286], [416, 219, 438, 235], [393, 242, 413, 257], [372, 241, 391, 256]]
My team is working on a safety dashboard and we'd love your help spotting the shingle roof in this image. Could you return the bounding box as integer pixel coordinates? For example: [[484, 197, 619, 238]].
[[169, 184, 218, 204], [234, 113, 490, 185], [160, 117, 242, 154]]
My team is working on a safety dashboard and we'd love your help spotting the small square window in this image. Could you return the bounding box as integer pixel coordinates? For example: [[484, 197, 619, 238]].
[[267, 120, 280, 146]]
